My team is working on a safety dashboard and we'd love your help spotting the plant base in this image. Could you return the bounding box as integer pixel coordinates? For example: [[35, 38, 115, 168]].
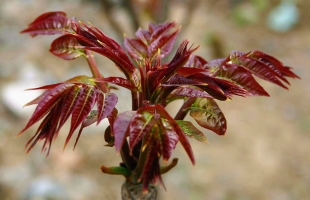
[[121, 181, 157, 200]]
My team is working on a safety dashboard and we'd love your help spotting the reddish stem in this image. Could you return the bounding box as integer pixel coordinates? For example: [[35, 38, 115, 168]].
[[174, 97, 196, 120], [85, 50, 108, 93]]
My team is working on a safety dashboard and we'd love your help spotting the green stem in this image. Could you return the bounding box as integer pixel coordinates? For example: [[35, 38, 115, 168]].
[[101, 164, 131, 176], [85, 50, 108, 93], [174, 97, 196, 120]]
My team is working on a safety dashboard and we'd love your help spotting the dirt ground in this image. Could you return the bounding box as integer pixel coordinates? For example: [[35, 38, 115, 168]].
[[0, 0, 309, 199]]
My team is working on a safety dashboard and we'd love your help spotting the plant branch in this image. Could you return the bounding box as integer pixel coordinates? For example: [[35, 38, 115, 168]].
[[130, 139, 149, 184], [160, 158, 178, 174], [100, 164, 131, 176], [174, 97, 196, 120], [85, 50, 108, 93], [131, 91, 140, 111]]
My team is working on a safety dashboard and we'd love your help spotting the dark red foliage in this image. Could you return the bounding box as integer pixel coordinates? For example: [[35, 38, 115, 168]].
[[20, 11, 71, 37], [20, 11, 299, 191], [19, 76, 117, 155]]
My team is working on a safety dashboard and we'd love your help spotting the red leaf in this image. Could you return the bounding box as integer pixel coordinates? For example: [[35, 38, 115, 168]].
[[67, 22, 139, 85], [65, 86, 97, 148], [96, 92, 118, 124], [76, 110, 98, 146], [140, 141, 164, 192], [56, 85, 81, 134], [79, 110, 98, 129], [95, 77, 139, 91], [162, 74, 207, 87], [25, 108, 56, 155], [113, 111, 136, 152], [149, 22, 176, 42], [135, 28, 151, 44], [214, 64, 269, 96], [50, 35, 85, 60], [230, 51, 289, 89], [246, 50, 300, 79], [169, 87, 214, 99], [25, 83, 63, 91], [124, 37, 147, 60], [154, 104, 195, 164], [185, 55, 209, 69], [189, 73, 227, 101], [205, 58, 227, 72], [162, 40, 198, 81], [148, 29, 179, 59], [210, 78, 248, 98], [177, 67, 207, 77], [147, 40, 198, 96], [28, 11, 67, 26], [190, 98, 227, 135], [21, 11, 71, 37], [24, 90, 51, 106], [128, 111, 159, 150], [159, 118, 179, 161], [19, 83, 74, 135]]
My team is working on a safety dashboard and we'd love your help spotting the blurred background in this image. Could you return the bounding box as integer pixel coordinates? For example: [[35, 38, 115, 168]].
[[0, 0, 309, 199]]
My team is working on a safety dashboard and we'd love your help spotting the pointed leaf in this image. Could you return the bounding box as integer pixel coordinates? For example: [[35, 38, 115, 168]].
[[159, 118, 179, 161], [113, 110, 136, 152], [68, 22, 138, 83], [176, 120, 208, 143], [148, 29, 179, 59], [163, 40, 198, 81], [95, 77, 138, 91], [177, 67, 207, 77], [25, 101, 63, 156], [129, 111, 159, 150], [185, 55, 209, 69], [190, 98, 227, 135], [24, 90, 50, 106], [190, 73, 227, 101], [65, 86, 97, 148], [55, 85, 81, 134], [135, 28, 151, 44], [25, 83, 63, 91], [210, 78, 248, 98], [96, 92, 118, 124], [28, 11, 67, 26], [246, 50, 300, 79], [149, 22, 176, 42], [25, 109, 54, 154], [169, 87, 214, 99], [140, 141, 163, 192], [124, 37, 147, 60], [50, 35, 85, 60], [214, 64, 269, 96], [205, 58, 227, 72], [21, 11, 71, 37], [162, 74, 207, 87], [148, 40, 198, 95], [155, 104, 195, 164], [76, 110, 98, 147], [19, 83, 74, 135], [79, 110, 98, 129], [230, 51, 288, 89]]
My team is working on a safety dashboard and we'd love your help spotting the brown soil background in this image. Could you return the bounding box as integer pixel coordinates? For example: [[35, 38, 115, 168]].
[[0, 0, 309, 199]]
